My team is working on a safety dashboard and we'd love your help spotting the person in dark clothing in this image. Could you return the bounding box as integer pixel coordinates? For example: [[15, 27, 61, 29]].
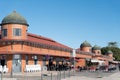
[[119, 63, 120, 71]]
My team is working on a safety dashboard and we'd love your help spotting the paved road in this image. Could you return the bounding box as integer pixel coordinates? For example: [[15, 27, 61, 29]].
[[62, 71, 120, 80], [1, 70, 119, 80]]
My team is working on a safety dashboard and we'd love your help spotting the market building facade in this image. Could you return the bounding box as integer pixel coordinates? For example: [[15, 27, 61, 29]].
[[76, 41, 115, 70], [0, 11, 115, 73]]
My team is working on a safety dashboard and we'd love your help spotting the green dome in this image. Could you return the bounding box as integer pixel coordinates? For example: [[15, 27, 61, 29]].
[[80, 41, 91, 48], [92, 45, 101, 50], [107, 50, 113, 54], [0, 11, 29, 26]]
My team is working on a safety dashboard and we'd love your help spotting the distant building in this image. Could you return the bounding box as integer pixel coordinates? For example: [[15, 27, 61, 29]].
[[76, 41, 114, 67]]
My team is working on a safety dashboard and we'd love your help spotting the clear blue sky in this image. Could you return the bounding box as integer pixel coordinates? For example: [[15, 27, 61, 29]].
[[0, 0, 120, 48]]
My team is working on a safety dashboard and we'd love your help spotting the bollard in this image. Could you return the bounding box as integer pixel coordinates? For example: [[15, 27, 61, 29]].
[[69, 69, 70, 77], [57, 71, 58, 80], [1, 70, 3, 80], [58, 71, 60, 80], [60, 71, 61, 80], [96, 70, 102, 78], [41, 74, 43, 80], [73, 69, 75, 76], [57, 71, 59, 80], [26, 71, 28, 80], [64, 70, 65, 78], [10, 68, 13, 78], [1, 67, 4, 80], [51, 72, 52, 80]]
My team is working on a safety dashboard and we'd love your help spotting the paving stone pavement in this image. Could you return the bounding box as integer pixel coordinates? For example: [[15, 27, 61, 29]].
[[1, 70, 120, 80], [2, 78, 17, 80], [62, 72, 120, 80]]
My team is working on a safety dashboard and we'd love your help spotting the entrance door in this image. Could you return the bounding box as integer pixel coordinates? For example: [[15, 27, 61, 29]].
[[12, 55, 21, 72]]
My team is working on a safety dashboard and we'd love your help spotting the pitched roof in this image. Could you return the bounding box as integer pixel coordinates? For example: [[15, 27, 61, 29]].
[[0, 31, 72, 52], [27, 33, 72, 50]]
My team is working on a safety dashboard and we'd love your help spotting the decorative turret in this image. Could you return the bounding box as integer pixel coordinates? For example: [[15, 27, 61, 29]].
[[107, 50, 113, 57], [92, 45, 101, 55], [80, 41, 92, 52], [0, 11, 29, 40]]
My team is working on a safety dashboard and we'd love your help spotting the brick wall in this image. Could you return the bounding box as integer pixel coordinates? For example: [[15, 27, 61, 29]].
[[1, 24, 27, 40]]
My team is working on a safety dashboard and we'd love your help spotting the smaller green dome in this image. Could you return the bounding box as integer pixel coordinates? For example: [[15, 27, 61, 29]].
[[107, 50, 113, 54], [80, 41, 91, 48], [92, 45, 101, 50], [0, 11, 29, 26]]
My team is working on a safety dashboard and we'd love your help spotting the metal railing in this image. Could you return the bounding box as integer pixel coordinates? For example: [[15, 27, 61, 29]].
[[40, 70, 75, 80]]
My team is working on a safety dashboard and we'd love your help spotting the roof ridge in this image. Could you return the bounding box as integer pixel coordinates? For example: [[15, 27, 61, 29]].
[[27, 33, 56, 42]]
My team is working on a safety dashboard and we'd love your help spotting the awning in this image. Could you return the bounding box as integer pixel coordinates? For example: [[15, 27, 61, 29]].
[[91, 59, 100, 62], [91, 59, 104, 65], [109, 61, 119, 64]]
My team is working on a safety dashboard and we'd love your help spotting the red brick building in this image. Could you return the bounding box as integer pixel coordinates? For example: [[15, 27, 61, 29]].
[[0, 11, 115, 73], [76, 41, 114, 67], [0, 11, 73, 72]]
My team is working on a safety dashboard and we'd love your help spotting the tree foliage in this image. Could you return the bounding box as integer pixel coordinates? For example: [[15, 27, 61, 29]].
[[101, 42, 120, 61], [108, 42, 119, 47]]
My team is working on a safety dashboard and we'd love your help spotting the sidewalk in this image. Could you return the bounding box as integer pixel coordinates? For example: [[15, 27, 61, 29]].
[[2, 70, 120, 80], [62, 72, 120, 80], [3, 70, 59, 77]]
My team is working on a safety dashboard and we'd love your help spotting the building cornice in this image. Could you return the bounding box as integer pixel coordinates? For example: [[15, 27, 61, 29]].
[[0, 39, 72, 53]]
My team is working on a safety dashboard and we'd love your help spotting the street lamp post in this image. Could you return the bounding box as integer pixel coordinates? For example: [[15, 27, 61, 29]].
[[71, 49, 76, 75]]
